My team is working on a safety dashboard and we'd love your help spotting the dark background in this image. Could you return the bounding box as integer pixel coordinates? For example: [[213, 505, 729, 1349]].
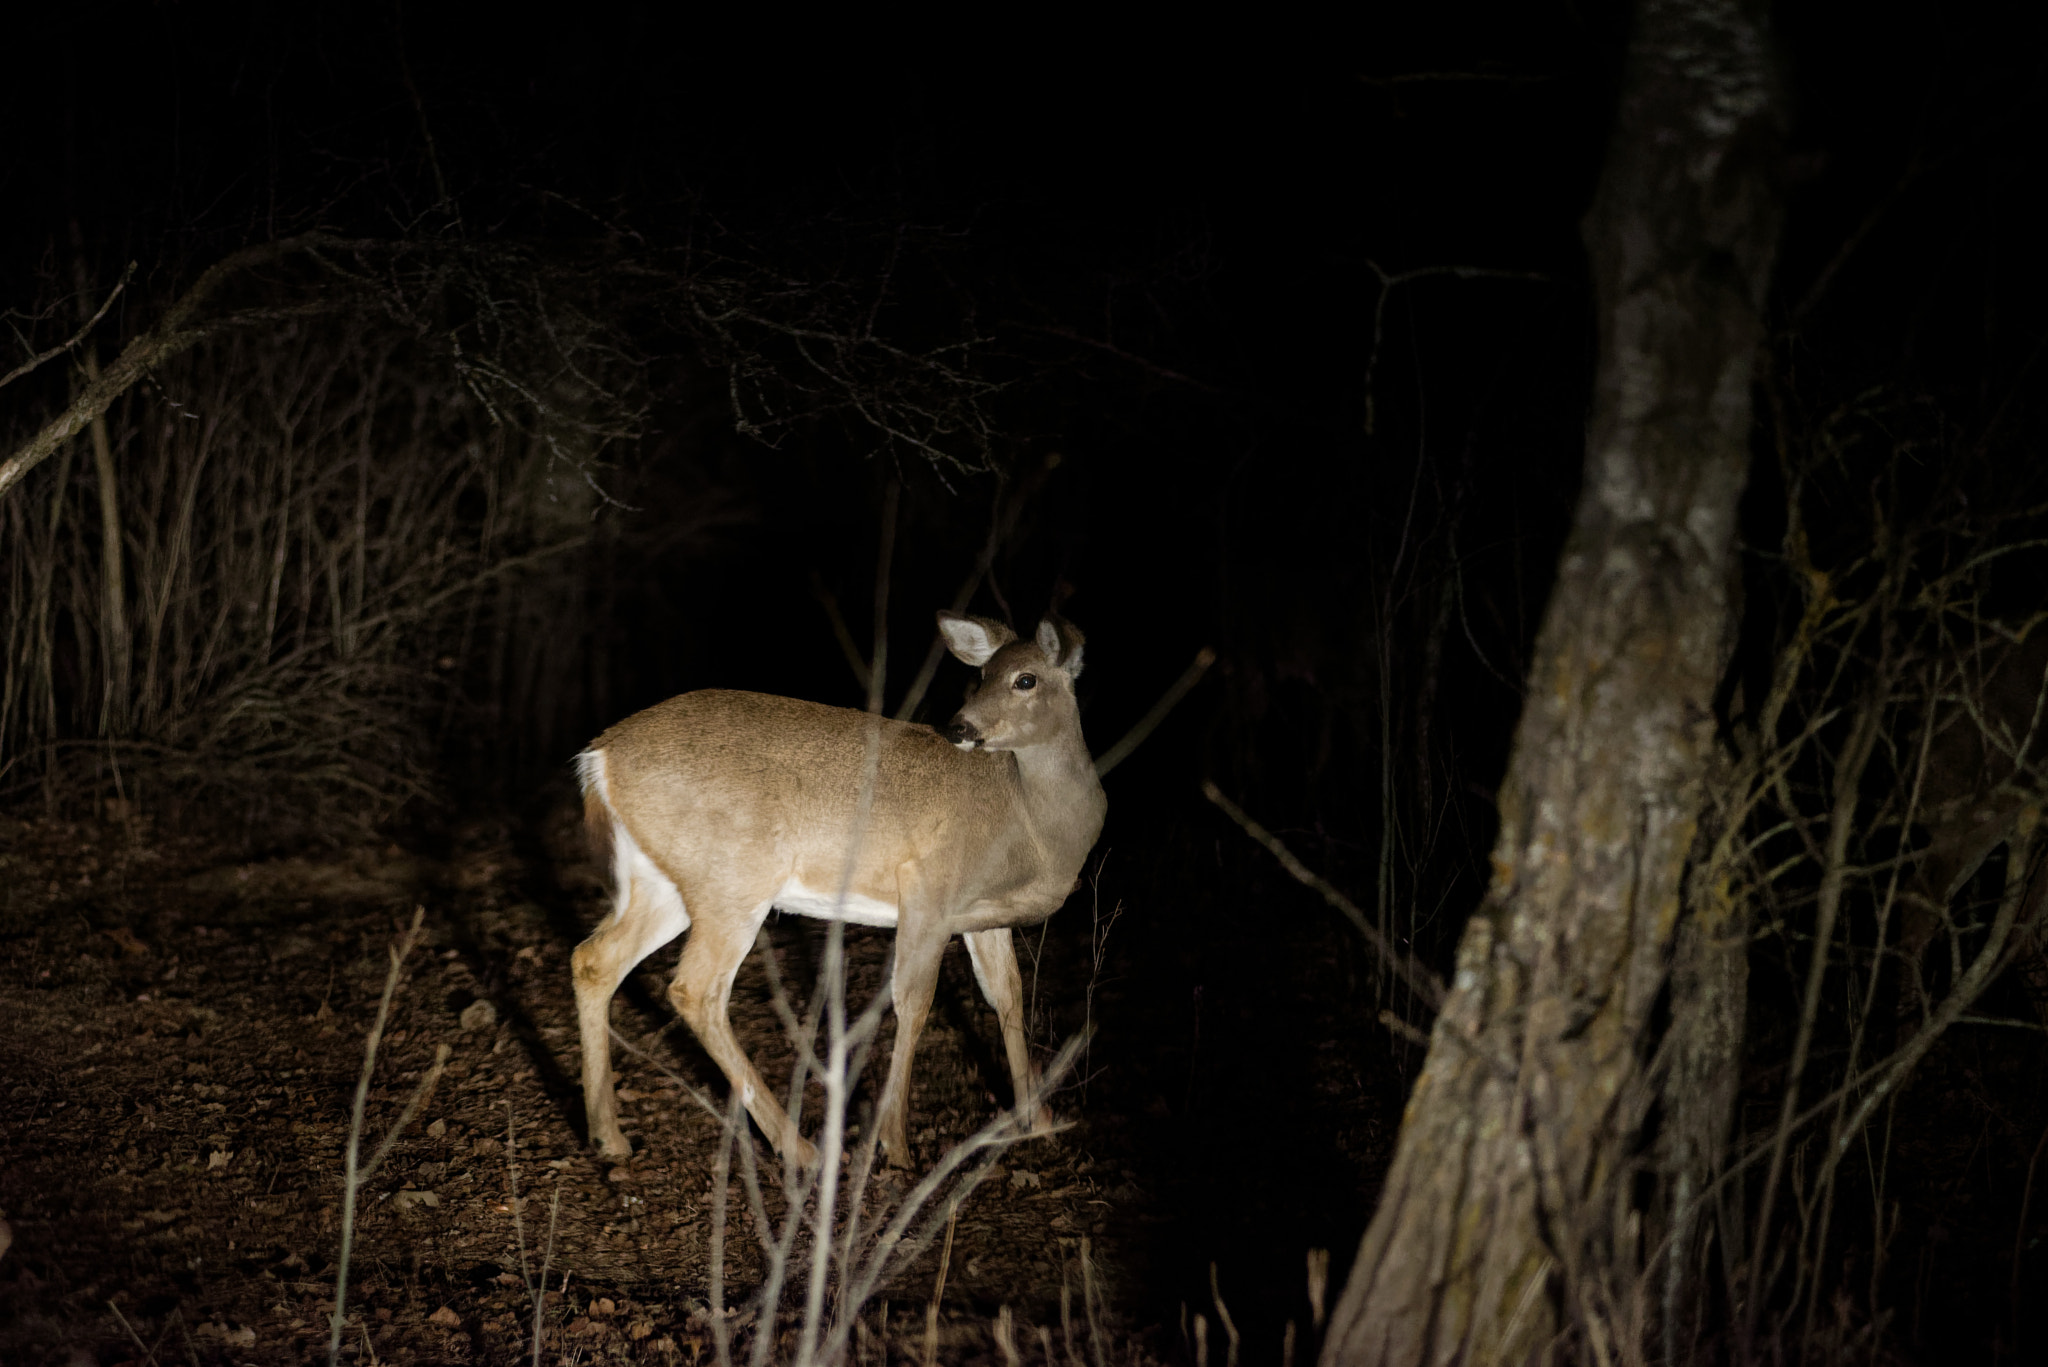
[[5, 0, 2047, 1357]]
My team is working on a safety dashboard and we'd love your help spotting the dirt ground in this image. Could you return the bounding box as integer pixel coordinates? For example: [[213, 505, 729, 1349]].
[[0, 809, 1139, 1365], [0, 804, 1394, 1366]]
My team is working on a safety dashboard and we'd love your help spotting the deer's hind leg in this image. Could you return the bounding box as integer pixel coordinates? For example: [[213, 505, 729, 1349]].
[[669, 895, 819, 1168], [573, 823, 690, 1160]]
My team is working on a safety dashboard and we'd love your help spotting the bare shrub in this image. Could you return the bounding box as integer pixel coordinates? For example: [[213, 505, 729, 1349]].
[[1663, 392, 2048, 1361], [0, 225, 1004, 833], [1, 302, 607, 833]]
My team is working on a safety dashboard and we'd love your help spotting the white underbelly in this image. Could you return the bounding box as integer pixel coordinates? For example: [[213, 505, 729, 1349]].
[[772, 879, 900, 928]]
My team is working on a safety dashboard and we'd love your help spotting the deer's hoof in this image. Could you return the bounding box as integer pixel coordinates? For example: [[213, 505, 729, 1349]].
[[595, 1132, 633, 1162], [786, 1136, 821, 1170], [1030, 1104, 1059, 1136]]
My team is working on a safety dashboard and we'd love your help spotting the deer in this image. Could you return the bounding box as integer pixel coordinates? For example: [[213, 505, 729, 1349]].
[[570, 610, 1106, 1168]]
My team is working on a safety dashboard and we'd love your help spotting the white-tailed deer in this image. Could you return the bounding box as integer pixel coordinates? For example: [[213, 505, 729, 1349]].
[[571, 611, 1106, 1167]]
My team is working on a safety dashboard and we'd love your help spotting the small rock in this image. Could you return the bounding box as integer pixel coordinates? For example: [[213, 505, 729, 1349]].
[[427, 1306, 461, 1328], [427, 1119, 446, 1138], [459, 1000, 497, 1032]]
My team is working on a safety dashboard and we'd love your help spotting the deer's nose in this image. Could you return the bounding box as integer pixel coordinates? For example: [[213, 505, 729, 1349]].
[[944, 717, 981, 747]]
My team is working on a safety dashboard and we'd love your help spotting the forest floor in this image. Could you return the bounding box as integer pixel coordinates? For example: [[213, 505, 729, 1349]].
[[0, 804, 1394, 1367]]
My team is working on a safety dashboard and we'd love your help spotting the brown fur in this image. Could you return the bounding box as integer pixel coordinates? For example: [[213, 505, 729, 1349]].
[[569, 611, 1107, 1168]]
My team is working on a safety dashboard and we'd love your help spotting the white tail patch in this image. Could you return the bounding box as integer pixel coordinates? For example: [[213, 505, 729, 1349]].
[[575, 747, 610, 804], [580, 748, 689, 933]]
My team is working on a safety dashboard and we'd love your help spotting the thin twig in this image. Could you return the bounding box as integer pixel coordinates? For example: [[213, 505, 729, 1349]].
[[1209, 1262, 1240, 1367], [328, 907, 430, 1367], [894, 451, 1061, 723], [811, 572, 872, 693], [921, 1204, 958, 1367], [529, 1177, 562, 1367], [994, 1306, 1022, 1367], [1093, 647, 1216, 778], [0, 261, 136, 391], [1083, 1239, 1109, 1367], [1202, 781, 1445, 1008], [710, 1091, 740, 1367], [1744, 682, 1890, 1347], [107, 1300, 163, 1367]]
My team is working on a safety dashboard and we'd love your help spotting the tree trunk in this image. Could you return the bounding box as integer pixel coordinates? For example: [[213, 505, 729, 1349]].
[[1320, 3, 1782, 1362]]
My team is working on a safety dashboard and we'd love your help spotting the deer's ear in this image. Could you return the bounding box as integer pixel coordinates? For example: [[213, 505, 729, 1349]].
[[1036, 616, 1086, 678], [939, 611, 1015, 667]]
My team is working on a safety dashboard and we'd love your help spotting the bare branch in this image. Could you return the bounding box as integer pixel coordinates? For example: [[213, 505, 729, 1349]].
[[1, 237, 368, 501], [0, 260, 136, 391], [1095, 647, 1215, 778], [1202, 781, 1446, 1009]]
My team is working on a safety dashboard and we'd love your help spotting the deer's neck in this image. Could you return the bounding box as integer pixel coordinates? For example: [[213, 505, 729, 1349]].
[[1010, 726, 1107, 873]]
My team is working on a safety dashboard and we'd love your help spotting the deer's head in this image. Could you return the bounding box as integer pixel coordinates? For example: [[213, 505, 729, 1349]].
[[937, 611, 1086, 752]]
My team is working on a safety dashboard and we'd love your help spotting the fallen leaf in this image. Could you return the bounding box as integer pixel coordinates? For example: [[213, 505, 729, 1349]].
[[428, 1306, 461, 1328], [391, 1190, 440, 1210], [207, 1150, 231, 1170], [593, 1298, 617, 1317], [427, 1119, 447, 1138], [459, 1000, 497, 1032], [104, 927, 148, 957]]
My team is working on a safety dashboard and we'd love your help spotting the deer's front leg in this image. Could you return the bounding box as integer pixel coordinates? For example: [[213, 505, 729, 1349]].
[[963, 927, 1054, 1134], [877, 868, 949, 1166]]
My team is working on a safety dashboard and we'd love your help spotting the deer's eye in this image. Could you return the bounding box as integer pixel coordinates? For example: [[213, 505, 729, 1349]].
[[1014, 673, 1038, 691]]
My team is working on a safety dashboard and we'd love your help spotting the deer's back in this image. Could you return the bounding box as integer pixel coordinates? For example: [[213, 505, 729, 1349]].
[[589, 690, 1024, 888]]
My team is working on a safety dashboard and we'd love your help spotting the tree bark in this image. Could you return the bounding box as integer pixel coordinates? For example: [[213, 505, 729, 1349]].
[[1320, 3, 1782, 1363]]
